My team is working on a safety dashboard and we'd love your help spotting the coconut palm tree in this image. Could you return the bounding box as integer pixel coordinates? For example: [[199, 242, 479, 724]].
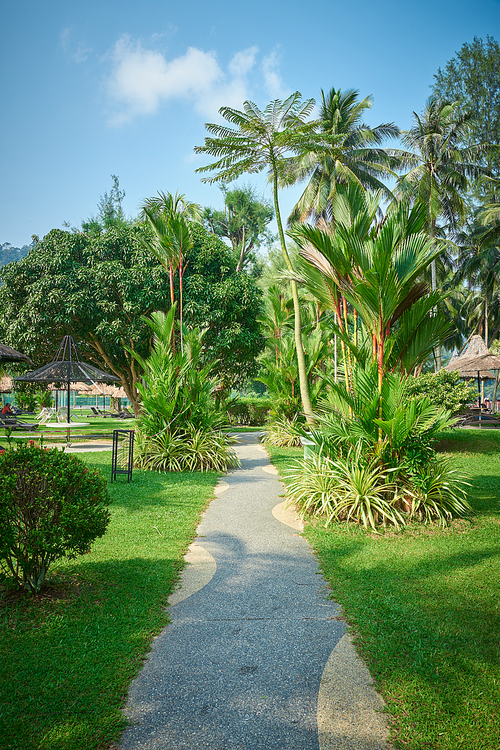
[[397, 97, 492, 280], [396, 96, 495, 369], [195, 93, 340, 424], [288, 87, 400, 223]]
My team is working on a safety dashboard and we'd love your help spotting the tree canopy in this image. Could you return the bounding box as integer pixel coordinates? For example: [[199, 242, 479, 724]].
[[0, 226, 170, 412], [0, 222, 264, 406], [203, 185, 274, 272]]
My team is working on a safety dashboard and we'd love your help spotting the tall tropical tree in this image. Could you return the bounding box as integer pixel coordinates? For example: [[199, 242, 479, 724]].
[[141, 192, 201, 353], [432, 36, 500, 197], [194, 93, 339, 424], [288, 87, 400, 223], [203, 185, 274, 272], [396, 96, 493, 368], [396, 96, 491, 282]]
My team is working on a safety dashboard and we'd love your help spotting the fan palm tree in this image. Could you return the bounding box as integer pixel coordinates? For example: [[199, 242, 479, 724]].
[[195, 93, 340, 424], [288, 87, 400, 223], [141, 192, 201, 353]]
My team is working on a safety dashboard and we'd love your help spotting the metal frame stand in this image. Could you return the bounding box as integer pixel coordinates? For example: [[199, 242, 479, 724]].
[[111, 429, 134, 483]]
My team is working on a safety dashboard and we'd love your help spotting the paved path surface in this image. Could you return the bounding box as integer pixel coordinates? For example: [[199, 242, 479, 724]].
[[120, 433, 392, 750]]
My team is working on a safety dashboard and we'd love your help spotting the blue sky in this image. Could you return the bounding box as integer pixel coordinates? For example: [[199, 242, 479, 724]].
[[2, 0, 500, 247]]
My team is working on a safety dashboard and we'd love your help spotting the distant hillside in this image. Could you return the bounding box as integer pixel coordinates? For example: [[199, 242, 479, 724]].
[[0, 243, 30, 268]]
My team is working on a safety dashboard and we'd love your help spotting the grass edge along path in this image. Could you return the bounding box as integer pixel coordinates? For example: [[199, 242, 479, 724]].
[[0, 451, 219, 750], [266, 431, 500, 750]]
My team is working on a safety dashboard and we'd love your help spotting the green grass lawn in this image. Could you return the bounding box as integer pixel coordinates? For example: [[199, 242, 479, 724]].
[[267, 429, 500, 750], [0, 452, 219, 750], [1, 413, 136, 445]]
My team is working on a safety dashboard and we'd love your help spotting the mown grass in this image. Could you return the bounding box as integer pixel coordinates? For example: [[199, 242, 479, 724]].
[[267, 429, 500, 750], [2, 414, 136, 444], [0, 452, 218, 750]]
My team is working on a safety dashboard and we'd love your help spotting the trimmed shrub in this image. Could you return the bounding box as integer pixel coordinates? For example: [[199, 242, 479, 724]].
[[404, 370, 477, 415], [0, 444, 111, 592], [226, 397, 272, 426]]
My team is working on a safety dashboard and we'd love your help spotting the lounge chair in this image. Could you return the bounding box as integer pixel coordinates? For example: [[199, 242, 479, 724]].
[[90, 406, 113, 418], [0, 415, 39, 431]]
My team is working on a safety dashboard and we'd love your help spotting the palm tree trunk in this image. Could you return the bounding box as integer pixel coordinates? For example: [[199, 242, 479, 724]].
[[272, 172, 314, 425], [179, 253, 184, 354], [430, 221, 442, 371]]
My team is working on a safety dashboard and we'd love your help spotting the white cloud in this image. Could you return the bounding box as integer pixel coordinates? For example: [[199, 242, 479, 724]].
[[229, 46, 258, 78], [262, 48, 290, 99], [60, 26, 92, 63], [105, 37, 282, 126], [60, 27, 71, 53]]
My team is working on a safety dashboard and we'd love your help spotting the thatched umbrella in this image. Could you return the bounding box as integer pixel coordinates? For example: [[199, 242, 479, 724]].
[[445, 336, 500, 425], [445, 335, 500, 395], [0, 343, 33, 364], [14, 335, 119, 424]]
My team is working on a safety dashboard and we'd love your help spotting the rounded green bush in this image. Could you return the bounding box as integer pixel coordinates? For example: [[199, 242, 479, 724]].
[[0, 444, 111, 592]]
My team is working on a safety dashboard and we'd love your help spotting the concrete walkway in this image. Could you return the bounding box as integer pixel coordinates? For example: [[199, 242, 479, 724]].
[[120, 433, 392, 750]]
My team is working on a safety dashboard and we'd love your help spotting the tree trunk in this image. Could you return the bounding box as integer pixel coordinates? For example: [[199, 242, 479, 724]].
[[430, 222, 442, 371], [272, 171, 314, 425]]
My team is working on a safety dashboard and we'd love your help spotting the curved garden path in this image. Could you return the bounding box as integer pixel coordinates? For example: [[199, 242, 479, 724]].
[[120, 432, 392, 750]]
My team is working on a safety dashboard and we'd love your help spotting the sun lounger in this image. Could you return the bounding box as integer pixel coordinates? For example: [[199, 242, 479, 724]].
[[0, 416, 39, 431]]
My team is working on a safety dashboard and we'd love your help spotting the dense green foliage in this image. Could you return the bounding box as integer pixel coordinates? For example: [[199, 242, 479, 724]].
[[432, 36, 500, 184], [132, 308, 238, 472], [183, 225, 264, 387], [0, 222, 264, 406], [0, 445, 110, 592], [0, 225, 170, 413], [226, 397, 271, 426], [404, 369, 477, 415]]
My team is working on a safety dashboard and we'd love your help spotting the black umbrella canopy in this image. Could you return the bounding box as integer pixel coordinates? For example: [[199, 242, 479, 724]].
[[0, 343, 33, 364], [14, 336, 119, 423]]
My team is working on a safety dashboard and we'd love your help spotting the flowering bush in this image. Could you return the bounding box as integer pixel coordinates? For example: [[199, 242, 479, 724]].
[[0, 444, 110, 592]]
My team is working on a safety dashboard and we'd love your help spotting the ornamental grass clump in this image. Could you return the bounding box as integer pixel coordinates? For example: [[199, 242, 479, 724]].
[[0, 444, 110, 592], [263, 415, 303, 447]]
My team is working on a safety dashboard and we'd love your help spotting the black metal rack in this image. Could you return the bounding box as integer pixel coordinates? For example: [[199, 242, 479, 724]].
[[111, 429, 135, 483]]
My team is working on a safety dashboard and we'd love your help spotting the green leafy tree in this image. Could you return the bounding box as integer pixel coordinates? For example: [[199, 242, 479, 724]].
[[404, 369, 476, 415], [182, 225, 264, 388], [81, 175, 130, 235], [289, 86, 400, 223], [0, 226, 171, 414], [203, 184, 274, 272], [432, 36, 500, 193], [0, 223, 264, 407], [195, 93, 339, 425]]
